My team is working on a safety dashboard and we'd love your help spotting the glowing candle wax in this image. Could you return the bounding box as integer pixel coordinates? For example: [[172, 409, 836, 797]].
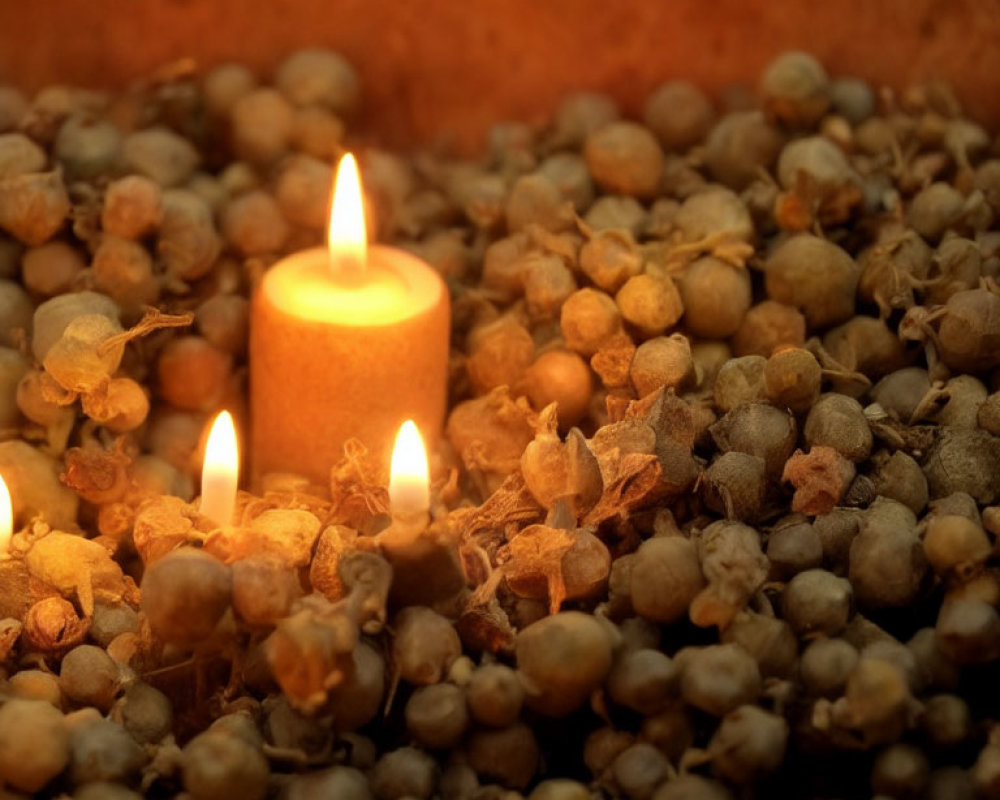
[[0, 473, 11, 554], [378, 419, 464, 606], [250, 154, 450, 486], [200, 410, 239, 528]]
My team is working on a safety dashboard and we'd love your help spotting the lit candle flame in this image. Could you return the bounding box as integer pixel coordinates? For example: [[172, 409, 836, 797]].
[[327, 152, 367, 280], [200, 410, 239, 528], [389, 420, 430, 514], [0, 474, 11, 554]]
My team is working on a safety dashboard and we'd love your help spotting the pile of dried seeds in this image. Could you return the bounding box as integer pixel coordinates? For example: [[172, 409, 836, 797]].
[[0, 48, 999, 800]]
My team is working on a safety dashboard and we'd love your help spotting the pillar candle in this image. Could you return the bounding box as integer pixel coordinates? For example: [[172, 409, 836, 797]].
[[250, 155, 450, 486]]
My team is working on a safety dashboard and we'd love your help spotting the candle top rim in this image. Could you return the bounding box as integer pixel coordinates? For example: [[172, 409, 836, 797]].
[[260, 244, 446, 326]]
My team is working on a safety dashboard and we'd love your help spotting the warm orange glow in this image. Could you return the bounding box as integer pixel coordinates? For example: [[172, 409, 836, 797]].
[[327, 152, 368, 280], [389, 420, 430, 514], [200, 410, 239, 527], [0, 474, 11, 553]]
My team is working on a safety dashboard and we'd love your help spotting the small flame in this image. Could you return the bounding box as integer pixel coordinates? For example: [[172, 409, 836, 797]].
[[327, 152, 367, 279], [389, 420, 430, 514], [0, 474, 11, 554], [200, 410, 239, 527]]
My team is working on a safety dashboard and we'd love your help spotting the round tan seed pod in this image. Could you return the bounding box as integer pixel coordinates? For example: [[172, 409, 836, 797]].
[[871, 451, 928, 514], [465, 722, 540, 791], [777, 135, 857, 196], [673, 186, 754, 245], [709, 705, 788, 784], [202, 62, 257, 117], [549, 91, 619, 149], [231, 87, 294, 164], [680, 644, 761, 717], [156, 335, 232, 412], [644, 80, 715, 151], [505, 173, 570, 234], [0, 131, 46, 178], [327, 641, 385, 731], [523, 253, 577, 319], [936, 288, 1000, 373], [849, 508, 927, 609], [537, 151, 595, 211], [923, 515, 992, 580], [581, 228, 643, 292], [713, 355, 767, 412], [907, 182, 965, 242], [466, 316, 534, 395], [101, 175, 163, 240], [584, 121, 664, 199], [0, 699, 71, 792], [830, 77, 875, 123], [0, 170, 70, 245], [923, 427, 1000, 505], [529, 779, 591, 800], [782, 569, 853, 636], [822, 315, 907, 381], [732, 301, 807, 358], [584, 195, 648, 236], [59, 644, 121, 711], [220, 189, 289, 256], [709, 402, 798, 479], [404, 682, 468, 750], [616, 275, 683, 338], [122, 126, 199, 187], [21, 242, 86, 297], [800, 638, 858, 697], [516, 611, 614, 717], [274, 154, 332, 230], [91, 235, 159, 312], [466, 663, 524, 728], [182, 729, 268, 800], [7, 669, 62, 707], [392, 606, 461, 686], [157, 189, 222, 281], [53, 115, 121, 180], [370, 746, 436, 800], [290, 105, 346, 161], [759, 50, 830, 127], [935, 597, 1000, 665], [803, 393, 872, 462], [195, 294, 250, 356], [523, 349, 593, 428], [630, 536, 705, 624], [763, 346, 822, 414], [678, 257, 752, 339], [704, 110, 784, 190], [231, 557, 302, 627], [606, 647, 679, 715], [81, 376, 150, 433], [630, 334, 695, 397], [764, 233, 859, 329], [703, 451, 768, 523], [560, 288, 622, 357], [612, 742, 670, 799], [275, 48, 360, 115], [140, 548, 232, 647]]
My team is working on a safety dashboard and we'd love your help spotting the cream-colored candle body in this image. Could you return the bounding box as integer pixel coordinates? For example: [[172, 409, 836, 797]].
[[250, 245, 449, 486]]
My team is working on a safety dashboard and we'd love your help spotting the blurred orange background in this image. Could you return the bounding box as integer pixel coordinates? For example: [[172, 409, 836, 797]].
[[1, 0, 998, 152]]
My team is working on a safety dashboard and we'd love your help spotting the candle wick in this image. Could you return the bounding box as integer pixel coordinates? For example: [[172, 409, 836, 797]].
[[330, 252, 367, 285]]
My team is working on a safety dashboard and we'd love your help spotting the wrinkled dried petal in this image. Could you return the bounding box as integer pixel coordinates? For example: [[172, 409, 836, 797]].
[[24, 596, 89, 653]]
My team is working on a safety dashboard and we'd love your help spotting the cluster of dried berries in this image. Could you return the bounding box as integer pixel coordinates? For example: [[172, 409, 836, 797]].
[[1, 47, 1000, 799]]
